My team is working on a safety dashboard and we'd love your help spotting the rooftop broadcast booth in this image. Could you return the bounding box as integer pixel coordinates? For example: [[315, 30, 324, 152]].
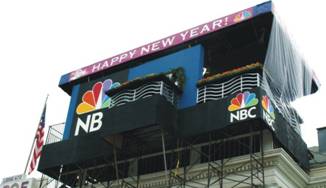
[[38, 2, 320, 187]]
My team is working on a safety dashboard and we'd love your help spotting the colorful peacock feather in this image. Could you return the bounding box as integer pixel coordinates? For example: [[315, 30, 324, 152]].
[[76, 79, 120, 115], [262, 96, 275, 119], [228, 91, 258, 112]]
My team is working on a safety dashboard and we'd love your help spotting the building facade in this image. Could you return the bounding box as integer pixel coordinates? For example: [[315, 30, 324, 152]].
[[38, 2, 324, 187]]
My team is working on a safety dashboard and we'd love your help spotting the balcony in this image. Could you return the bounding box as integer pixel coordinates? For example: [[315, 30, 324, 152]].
[[45, 123, 64, 145], [196, 66, 302, 133], [109, 80, 178, 108], [107, 68, 183, 109], [39, 73, 183, 179], [197, 72, 263, 103]]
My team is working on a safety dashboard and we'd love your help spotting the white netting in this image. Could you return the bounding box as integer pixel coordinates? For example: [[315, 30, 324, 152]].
[[262, 15, 316, 135]]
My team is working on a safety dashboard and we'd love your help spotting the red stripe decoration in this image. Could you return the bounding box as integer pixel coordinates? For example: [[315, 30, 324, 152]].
[[28, 104, 46, 175]]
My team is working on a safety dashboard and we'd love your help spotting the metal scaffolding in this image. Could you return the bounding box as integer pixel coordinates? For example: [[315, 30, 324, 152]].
[[162, 124, 265, 188], [50, 122, 265, 188]]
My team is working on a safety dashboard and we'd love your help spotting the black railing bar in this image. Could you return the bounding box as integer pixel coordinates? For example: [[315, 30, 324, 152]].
[[48, 122, 65, 127]]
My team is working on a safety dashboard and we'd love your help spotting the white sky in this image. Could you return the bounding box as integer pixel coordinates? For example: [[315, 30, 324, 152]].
[[0, 0, 325, 180]]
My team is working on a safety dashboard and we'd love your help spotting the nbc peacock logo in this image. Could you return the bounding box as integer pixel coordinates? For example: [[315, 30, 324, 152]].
[[233, 10, 252, 23], [228, 91, 258, 123], [262, 96, 275, 129], [262, 96, 275, 119], [228, 91, 258, 111], [74, 79, 120, 136], [76, 79, 120, 115]]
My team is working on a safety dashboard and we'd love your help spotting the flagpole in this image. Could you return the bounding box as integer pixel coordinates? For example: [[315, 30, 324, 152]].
[[23, 95, 49, 175], [23, 138, 36, 175]]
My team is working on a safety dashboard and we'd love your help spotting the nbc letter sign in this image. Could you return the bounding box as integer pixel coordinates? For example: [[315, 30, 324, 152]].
[[74, 79, 120, 136], [228, 91, 258, 123]]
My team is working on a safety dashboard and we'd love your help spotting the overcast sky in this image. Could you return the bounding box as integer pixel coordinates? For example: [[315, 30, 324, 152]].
[[0, 0, 325, 180]]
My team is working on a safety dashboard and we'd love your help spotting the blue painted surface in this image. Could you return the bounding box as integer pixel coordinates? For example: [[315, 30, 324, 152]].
[[128, 45, 204, 109], [253, 1, 271, 16], [59, 73, 70, 87], [63, 84, 80, 139]]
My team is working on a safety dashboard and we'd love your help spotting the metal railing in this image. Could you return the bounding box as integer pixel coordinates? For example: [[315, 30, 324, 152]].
[[45, 122, 65, 144], [44, 81, 178, 145], [197, 72, 302, 133], [197, 73, 263, 103], [109, 81, 177, 108]]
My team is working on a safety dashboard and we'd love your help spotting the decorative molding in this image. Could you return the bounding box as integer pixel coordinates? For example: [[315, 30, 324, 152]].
[[105, 148, 326, 188]]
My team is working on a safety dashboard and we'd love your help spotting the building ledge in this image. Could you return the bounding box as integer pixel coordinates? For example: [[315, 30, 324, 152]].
[[92, 148, 326, 188]]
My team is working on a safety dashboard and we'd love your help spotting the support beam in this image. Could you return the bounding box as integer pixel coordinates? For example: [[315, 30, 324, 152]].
[[160, 129, 169, 182]]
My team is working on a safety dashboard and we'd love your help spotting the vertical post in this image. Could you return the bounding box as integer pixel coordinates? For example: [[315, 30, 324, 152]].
[[38, 173, 44, 188], [207, 133, 211, 187], [161, 130, 169, 182], [257, 73, 260, 87], [109, 96, 113, 108], [240, 76, 243, 92], [136, 157, 140, 188], [23, 138, 36, 175], [221, 83, 224, 98], [160, 81, 164, 95], [204, 86, 207, 103], [45, 126, 52, 145], [260, 128, 265, 186], [220, 139, 224, 188], [56, 165, 63, 188], [133, 89, 136, 102], [171, 90, 175, 104], [196, 88, 199, 103], [136, 144, 143, 188], [249, 125, 254, 186], [79, 170, 87, 188], [113, 147, 120, 186], [183, 165, 186, 187]]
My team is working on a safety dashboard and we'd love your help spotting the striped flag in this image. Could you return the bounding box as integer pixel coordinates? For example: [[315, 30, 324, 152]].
[[28, 103, 46, 174]]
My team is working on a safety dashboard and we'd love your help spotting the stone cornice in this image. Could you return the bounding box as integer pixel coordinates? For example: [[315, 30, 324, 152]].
[[105, 148, 326, 188]]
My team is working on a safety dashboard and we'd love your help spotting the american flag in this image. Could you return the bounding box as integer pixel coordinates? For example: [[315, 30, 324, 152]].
[[28, 103, 46, 174]]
